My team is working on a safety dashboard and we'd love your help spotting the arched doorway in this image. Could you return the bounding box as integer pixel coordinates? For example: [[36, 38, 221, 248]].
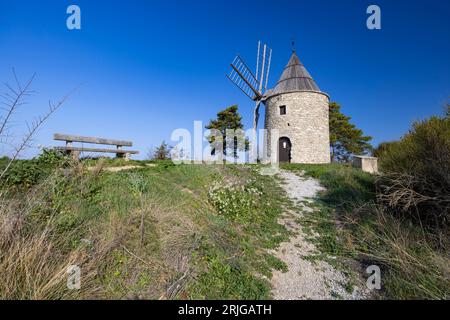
[[278, 137, 292, 163]]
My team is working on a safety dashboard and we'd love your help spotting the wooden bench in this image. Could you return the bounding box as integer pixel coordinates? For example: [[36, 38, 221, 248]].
[[53, 133, 139, 161]]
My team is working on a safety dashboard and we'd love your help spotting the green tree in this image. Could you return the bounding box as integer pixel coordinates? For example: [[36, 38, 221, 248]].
[[329, 102, 372, 162], [150, 141, 172, 160], [373, 141, 400, 159], [205, 105, 248, 158]]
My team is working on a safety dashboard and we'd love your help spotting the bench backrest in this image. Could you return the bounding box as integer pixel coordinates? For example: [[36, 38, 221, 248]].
[[53, 133, 133, 147]]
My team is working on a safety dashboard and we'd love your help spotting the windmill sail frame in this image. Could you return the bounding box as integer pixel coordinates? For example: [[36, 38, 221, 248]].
[[227, 56, 261, 100], [226, 41, 273, 159], [255, 42, 272, 92], [226, 42, 272, 102]]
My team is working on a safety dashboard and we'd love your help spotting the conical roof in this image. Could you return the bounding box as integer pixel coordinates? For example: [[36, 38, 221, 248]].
[[270, 51, 321, 95]]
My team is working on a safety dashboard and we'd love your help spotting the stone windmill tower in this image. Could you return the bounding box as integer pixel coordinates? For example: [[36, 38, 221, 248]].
[[227, 42, 330, 164], [263, 49, 330, 163]]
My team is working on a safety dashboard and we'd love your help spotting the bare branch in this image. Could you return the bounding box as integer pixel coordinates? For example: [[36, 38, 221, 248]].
[[0, 73, 74, 182], [12, 67, 23, 92], [0, 71, 36, 138]]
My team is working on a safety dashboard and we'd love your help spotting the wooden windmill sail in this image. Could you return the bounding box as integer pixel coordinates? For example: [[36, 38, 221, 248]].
[[226, 41, 272, 131]]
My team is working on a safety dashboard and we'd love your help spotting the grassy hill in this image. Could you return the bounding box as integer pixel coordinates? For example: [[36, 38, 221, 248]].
[[0, 155, 448, 299], [0, 158, 291, 299]]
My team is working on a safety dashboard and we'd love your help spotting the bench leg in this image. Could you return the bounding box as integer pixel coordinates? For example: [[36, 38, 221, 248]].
[[72, 150, 80, 161], [116, 153, 130, 161]]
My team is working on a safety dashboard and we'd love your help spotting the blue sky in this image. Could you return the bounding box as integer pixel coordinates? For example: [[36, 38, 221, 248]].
[[0, 0, 449, 159]]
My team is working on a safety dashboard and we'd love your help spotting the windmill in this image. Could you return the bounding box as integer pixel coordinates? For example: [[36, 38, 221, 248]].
[[226, 41, 272, 132]]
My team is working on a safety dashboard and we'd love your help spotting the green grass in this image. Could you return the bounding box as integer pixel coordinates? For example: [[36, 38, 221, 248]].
[[1, 159, 290, 299], [281, 163, 374, 263], [97, 162, 290, 299], [4, 157, 448, 300], [186, 164, 290, 299], [282, 163, 375, 207]]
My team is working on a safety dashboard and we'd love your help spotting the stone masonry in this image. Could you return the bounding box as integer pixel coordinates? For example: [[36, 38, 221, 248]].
[[265, 91, 330, 163]]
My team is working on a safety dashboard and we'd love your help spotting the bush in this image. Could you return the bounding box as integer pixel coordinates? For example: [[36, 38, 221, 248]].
[[376, 114, 450, 231], [36, 148, 68, 167], [0, 149, 69, 188], [1, 160, 41, 188], [149, 141, 172, 160]]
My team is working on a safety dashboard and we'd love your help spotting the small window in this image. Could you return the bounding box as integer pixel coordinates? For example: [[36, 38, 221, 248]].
[[279, 105, 286, 115]]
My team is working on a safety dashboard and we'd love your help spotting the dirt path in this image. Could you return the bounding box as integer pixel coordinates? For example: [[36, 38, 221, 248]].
[[270, 169, 367, 300], [87, 163, 156, 172]]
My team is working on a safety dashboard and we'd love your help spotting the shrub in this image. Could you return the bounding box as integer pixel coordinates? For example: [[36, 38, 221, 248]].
[[149, 141, 172, 160], [36, 148, 68, 167], [0, 149, 69, 188], [1, 160, 41, 188], [376, 114, 450, 231]]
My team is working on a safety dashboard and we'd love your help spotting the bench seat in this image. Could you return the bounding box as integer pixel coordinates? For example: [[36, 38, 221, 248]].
[[54, 134, 133, 147], [55, 146, 139, 154]]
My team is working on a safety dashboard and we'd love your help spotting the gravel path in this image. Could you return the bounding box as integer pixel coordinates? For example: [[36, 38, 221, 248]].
[[270, 169, 367, 300]]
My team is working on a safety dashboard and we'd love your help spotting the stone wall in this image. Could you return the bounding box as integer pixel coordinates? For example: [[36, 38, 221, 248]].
[[264, 91, 330, 164], [352, 156, 378, 174]]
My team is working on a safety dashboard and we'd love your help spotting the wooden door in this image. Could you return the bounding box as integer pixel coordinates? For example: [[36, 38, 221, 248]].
[[279, 137, 291, 163]]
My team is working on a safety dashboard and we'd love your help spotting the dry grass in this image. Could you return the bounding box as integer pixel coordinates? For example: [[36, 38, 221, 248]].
[[0, 160, 286, 300], [345, 204, 450, 299], [0, 163, 120, 299], [81, 167, 204, 299], [0, 225, 116, 299]]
